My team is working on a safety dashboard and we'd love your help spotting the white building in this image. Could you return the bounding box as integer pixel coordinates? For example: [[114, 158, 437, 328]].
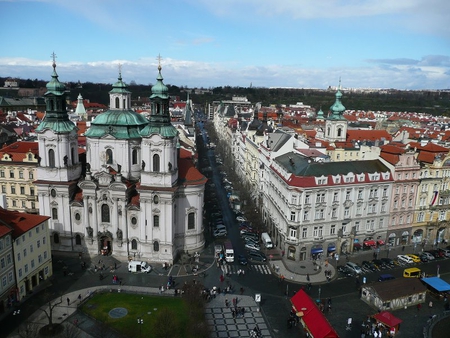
[[36, 61, 206, 264]]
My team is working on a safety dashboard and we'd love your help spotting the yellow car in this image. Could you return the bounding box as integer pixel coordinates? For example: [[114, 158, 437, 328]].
[[406, 254, 421, 263]]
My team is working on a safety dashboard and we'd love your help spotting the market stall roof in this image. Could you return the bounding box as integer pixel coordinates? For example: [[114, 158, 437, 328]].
[[422, 277, 450, 292], [291, 289, 339, 338], [373, 311, 402, 328]]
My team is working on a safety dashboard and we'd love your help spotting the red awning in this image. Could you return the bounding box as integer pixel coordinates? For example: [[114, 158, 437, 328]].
[[373, 311, 402, 328], [291, 289, 339, 338], [363, 240, 376, 247], [377, 240, 385, 245]]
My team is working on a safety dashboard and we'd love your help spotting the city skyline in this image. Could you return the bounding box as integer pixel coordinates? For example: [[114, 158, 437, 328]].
[[1, 0, 450, 90]]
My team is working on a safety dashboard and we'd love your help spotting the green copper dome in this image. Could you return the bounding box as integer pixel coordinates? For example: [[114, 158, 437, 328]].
[[328, 87, 346, 121], [45, 62, 66, 95], [109, 73, 131, 95], [85, 109, 148, 139], [140, 64, 177, 138], [150, 65, 169, 100], [36, 61, 76, 134]]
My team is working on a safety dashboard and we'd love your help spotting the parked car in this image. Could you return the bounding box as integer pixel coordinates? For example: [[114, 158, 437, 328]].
[[247, 250, 267, 262], [238, 254, 248, 265], [419, 253, 429, 263], [372, 259, 386, 270], [397, 254, 414, 265], [213, 229, 227, 237], [337, 265, 356, 278], [380, 258, 396, 268], [406, 254, 421, 263], [245, 242, 260, 251], [236, 216, 247, 222], [421, 252, 435, 261], [345, 262, 362, 274], [362, 261, 378, 272], [427, 250, 442, 258], [437, 248, 450, 257]]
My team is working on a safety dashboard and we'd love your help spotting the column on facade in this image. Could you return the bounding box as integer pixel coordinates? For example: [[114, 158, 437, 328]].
[[83, 195, 91, 241]]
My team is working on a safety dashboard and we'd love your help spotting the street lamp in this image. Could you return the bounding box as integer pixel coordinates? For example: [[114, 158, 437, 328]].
[[137, 317, 144, 337]]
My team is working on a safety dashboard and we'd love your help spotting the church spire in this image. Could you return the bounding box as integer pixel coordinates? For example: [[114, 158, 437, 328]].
[[140, 56, 177, 138], [328, 79, 346, 120], [35, 52, 76, 133]]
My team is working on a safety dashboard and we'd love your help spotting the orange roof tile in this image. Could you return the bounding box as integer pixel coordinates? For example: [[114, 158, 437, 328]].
[[178, 158, 207, 186], [0, 207, 50, 238], [0, 141, 39, 161]]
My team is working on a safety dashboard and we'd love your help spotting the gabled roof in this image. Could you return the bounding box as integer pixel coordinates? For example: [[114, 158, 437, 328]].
[[0, 141, 38, 162], [178, 158, 207, 186], [347, 130, 392, 143], [368, 277, 426, 301]]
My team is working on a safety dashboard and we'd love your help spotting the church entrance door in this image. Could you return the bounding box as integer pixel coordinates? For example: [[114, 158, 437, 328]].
[[99, 236, 112, 256]]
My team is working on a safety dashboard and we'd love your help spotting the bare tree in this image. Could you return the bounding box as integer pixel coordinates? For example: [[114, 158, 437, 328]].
[[17, 320, 40, 338], [153, 308, 180, 338], [38, 296, 64, 336]]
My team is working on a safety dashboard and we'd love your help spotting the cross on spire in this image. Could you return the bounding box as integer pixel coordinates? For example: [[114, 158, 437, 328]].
[[51, 52, 57, 69], [156, 54, 162, 71]]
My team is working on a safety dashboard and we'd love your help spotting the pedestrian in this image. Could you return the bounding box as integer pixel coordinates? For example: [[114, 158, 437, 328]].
[[417, 303, 422, 311], [429, 301, 433, 308], [225, 299, 229, 307], [306, 273, 310, 282], [328, 297, 332, 305], [232, 298, 237, 307], [282, 250, 285, 257], [78, 294, 82, 302], [114, 262, 117, 270], [402, 245, 405, 252], [67, 297, 70, 306], [240, 287, 244, 295]]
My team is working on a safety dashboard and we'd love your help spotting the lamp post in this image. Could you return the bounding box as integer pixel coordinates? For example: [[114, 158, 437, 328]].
[[137, 317, 144, 337], [437, 264, 440, 278]]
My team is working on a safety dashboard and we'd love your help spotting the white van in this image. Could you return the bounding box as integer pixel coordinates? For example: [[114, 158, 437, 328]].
[[345, 262, 362, 274], [261, 232, 273, 249], [128, 261, 152, 273]]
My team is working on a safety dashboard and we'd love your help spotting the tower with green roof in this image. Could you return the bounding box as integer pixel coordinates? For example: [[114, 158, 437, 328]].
[[325, 81, 348, 142], [35, 54, 82, 246], [139, 62, 179, 187]]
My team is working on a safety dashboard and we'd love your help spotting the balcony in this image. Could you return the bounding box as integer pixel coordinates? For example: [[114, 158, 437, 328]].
[[25, 207, 39, 214], [26, 195, 37, 201]]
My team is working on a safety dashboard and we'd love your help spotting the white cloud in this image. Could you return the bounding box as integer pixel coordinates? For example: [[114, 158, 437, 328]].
[[0, 56, 449, 90]]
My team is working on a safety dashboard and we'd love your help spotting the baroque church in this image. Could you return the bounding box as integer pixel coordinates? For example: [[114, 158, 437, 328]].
[[35, 60, 207, 263]]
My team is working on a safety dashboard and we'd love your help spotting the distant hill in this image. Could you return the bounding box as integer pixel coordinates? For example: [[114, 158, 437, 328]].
[[1, 77, 449, 116]]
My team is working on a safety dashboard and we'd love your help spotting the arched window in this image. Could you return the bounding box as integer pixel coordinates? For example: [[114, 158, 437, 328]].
[[123, 98, 126, 108], [101, 204, 110, 223], [115, 97, 120, 109], [132, 149, 138, 164], [54, 233, 59, 244], [52, 207, 58, 220], [71, 147, 75, 165], [153, 154, 160, 172], [327, 127, 330, 136], [131, 239, 137, 250], [106, 149, 113, 165], [153, 215, 160, 227], [188, 212, 195, 230], [153, 241, 159, 252], [48, 149, 55, 168], [337, 128, 342, 137], [75, 234, 81, 245]]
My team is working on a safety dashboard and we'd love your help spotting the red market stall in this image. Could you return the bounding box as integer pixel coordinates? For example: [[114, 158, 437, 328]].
[[372, 311, 402, 336], [291, 289, 339, 338]]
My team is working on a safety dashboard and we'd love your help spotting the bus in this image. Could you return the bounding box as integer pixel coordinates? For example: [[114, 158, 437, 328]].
[[224, 240, 234, 263], [403, 267, 421, 278]]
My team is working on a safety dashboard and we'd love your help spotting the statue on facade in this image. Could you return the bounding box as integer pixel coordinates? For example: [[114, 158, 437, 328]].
[[86, 226, 94, 238], [168, 162, 172, 171], [142, 160, 146, 170], [63, 155, 68, 166], [117, 229, 123, 240], [86, 162, 91, 172]]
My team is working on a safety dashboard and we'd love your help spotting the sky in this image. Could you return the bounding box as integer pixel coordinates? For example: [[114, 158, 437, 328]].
[[1, 0, 450, 90]]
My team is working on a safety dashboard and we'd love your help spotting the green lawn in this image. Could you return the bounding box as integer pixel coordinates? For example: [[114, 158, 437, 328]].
[[81, 292, 190, 337]]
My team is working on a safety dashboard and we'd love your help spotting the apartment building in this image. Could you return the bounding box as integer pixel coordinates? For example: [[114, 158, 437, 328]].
[[262, 152, 393, 261], [0, 141, 39, 213], [0, 207, 52, 302], [0, 221, 14, 316]]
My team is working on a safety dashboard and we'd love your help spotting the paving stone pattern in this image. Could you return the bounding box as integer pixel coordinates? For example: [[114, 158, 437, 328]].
[[205, 295, 271, 337]]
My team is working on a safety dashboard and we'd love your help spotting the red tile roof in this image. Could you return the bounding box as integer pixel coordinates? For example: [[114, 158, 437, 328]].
[[0, 141, 38, 162], [178, 158, 207, 186], [347, 130, 392, 143], [0, 207, 50, 238]]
